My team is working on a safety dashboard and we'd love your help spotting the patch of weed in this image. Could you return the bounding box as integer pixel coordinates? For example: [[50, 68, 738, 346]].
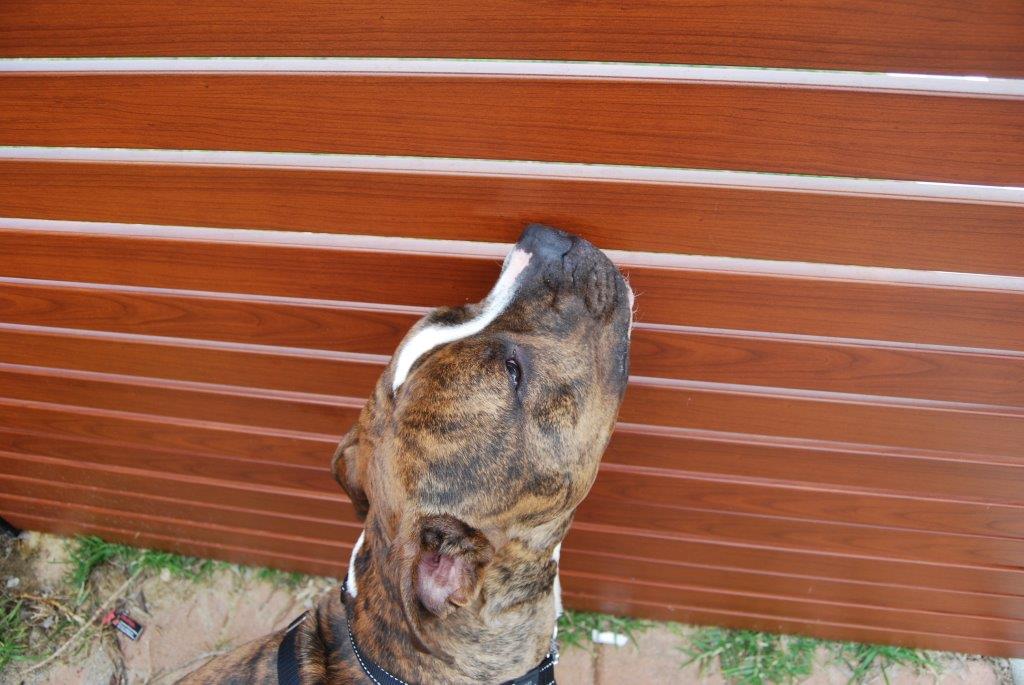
[[65, 536, 126, 601], [682, 627, 818, 685], [556, 609, 653, 651], [832, 641, 939, 684], [65, 536, 215, 600], [252, 566, 307, 589], [130, 548, 215, 580], [0, 599, 29, 671], [682, 626, 944, 685]]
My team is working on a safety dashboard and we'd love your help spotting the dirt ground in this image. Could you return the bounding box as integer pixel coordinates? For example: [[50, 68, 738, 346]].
[[1, 532, 1013, 684]]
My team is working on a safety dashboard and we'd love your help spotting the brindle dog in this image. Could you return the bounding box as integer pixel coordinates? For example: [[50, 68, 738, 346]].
[[182, 224, 633, 684]]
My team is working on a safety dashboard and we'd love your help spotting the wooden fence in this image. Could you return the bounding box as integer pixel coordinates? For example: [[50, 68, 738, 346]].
[[0, 1, 1022, 657]]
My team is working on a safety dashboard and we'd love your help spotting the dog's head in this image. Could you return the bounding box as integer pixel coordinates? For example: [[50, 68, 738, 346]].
[[333, 224, 632, 650]]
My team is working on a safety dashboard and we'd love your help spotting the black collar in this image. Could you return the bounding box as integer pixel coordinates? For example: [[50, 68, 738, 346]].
[[276, 610, 558, 685]]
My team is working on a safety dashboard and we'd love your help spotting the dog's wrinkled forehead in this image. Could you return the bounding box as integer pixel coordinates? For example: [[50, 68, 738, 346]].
[[391, 248, 532, 392]]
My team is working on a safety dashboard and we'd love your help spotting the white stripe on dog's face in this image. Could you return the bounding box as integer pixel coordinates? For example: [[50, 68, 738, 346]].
[[391, 248, 532, 392], [345, 530, 365, 597]]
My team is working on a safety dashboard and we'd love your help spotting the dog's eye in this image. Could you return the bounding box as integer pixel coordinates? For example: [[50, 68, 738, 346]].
[[505, 357, 522, 387]]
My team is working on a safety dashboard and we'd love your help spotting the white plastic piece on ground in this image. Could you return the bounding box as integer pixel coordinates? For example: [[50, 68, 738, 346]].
[[1009, 658, 1024, 685], [591, 630, 629, 647]]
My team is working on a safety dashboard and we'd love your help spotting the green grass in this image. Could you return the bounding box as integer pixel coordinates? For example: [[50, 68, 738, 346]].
[[65, 536, 217, 601], [251, 566, 307, 588], [682, 627, 818, 685], [0, 535, 315, 677], [681, 626, 942, 685], [0, 599, 29, 671], [833, 641, 939, 685], [556, 609, 653, 651], [65, 536, 313, 598]]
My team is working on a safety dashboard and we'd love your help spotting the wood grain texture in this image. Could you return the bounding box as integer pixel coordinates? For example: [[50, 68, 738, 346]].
[[5, 323, 1024, 408], [0, 280, 418, 355], [4, 422, 1021, 538], [0, 365, 359, 436], [6, 486, 1024, 644], [564, 592, 1024, 659], [4, 494, 1024, 656], [559, 550, 1024, 623], [7, 502, 1024, 656], [1, 509, 343, 578], [7, 436, 1022, 551], [564, 572, 1024, 644], [0, 401, 337, 470], [2, 396, 1022, 569], [8, 458, 1024, 623], [0, 1, 1021, 76], [620, 381, 1024, 459], [605, 427, 1024, 505], [575, 497, 1024, 569], [564, 525, 1024, 599], [4, 230, 1024, 351], [7, 475, 1024, 643], [0, 430, 341, 500], [4, 439, 1019, 598], [2, 75, 1023, 185], [23, 453, 1023, 625], [2, 159, 1023, 275], [3, 4, 1024, 656], [7, 424, 1024, 524], [3, 372, 1020, 539], [3, 359, 1022, 460]]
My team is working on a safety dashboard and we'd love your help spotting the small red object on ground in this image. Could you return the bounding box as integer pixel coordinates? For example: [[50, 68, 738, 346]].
[[101, 609, 144, 641]]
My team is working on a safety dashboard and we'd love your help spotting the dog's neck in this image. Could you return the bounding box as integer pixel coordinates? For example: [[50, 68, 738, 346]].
[[342, 519, 561, 684]]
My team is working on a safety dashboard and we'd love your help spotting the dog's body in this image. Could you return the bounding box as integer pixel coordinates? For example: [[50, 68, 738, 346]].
[[183, 225, 632, 684]]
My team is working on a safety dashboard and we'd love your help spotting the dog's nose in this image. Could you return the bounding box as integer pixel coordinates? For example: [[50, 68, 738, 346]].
[[515, 223, 577, 263]]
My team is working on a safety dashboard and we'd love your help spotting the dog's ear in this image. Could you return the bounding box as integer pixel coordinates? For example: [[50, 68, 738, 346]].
[[396, 513, 495, 659], [330, 423, 370, 520]]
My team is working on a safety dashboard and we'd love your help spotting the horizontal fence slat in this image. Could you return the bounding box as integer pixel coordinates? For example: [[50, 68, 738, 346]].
[[5, 442, 1022, 597], [4, 491, 1024, 655], [2, 509, 343, 578], [576, 497, 1024, 570], [621, 382, 1024, 459], [0, 430, 342, 505], [1, 159, 1023, 275], [0, 366, 356, 436], [0, 327, 385, 398], [7, 415, 1024, 513], [9, 462, 1024, 623], [11, 506, 1022, 658], [3, 230, 1024, 351], [5, 324, 1024, 409], [2, 400, 1022, 569], [564, 572, 1024, 644], [3, 360, 1023, 460], [5, 429, 1021, 541], [0, 473, 352, 544], [2, 74, 1023, 185], [561, 550, 1024, 624], [11, 498, 1024, 656], [607, 428, 1024, 505], [564, 592, 1023, 659], [0, 401, 338, 469], [0, 280, 417, 355], [566, 524, 1024, 601], [5, 476, 1024, 643], [0, 1, 1021, 77], [0, 491, 342, 559]]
